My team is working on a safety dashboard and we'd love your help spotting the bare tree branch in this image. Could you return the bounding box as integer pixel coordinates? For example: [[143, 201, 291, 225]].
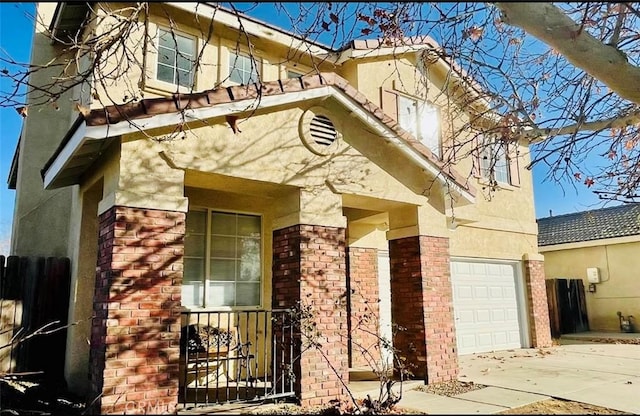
[[496, 2, 640, 105]]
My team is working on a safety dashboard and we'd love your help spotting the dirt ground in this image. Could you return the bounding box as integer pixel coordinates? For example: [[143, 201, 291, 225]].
[[499, 398, 630, 414]]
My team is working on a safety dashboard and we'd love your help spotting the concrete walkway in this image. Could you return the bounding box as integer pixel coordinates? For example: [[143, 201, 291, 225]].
[[458, 342, 640, 414], [350, 379, 548, 414], [351, 337, 640, 414]]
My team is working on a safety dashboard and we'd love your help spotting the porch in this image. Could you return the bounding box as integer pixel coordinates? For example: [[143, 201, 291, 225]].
[[177, 307, 397, 410], [178, 309, 296, 408]]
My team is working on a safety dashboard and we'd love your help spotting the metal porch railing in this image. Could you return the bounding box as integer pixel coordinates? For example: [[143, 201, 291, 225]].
[[178, 309, 296, 407]]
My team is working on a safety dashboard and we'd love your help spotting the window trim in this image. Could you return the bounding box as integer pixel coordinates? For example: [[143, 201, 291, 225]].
[[183, 206, 264, 312], [153, 26, 198, 90], [227, 49, 261, 85]]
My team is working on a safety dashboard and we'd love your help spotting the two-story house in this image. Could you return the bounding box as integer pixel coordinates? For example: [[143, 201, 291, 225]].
[[8, 2, 551, 413]]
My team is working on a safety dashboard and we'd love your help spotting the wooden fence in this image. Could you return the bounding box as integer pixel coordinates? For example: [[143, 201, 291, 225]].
[[0, 255, 71, 380], [546, 278, 589, 338]]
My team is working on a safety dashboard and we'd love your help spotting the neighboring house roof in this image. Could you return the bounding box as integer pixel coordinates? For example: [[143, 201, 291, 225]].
[[537, 204, 640, 246], [40, 72, 476, 205]]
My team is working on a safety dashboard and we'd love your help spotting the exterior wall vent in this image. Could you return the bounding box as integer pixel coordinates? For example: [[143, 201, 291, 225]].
[[299, 107, 342, 156], [310, 115, 337, 146]]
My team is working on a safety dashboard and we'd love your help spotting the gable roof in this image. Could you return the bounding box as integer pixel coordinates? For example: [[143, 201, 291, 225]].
[[537, 204, 640, 246], [41, 72, 476, 204]]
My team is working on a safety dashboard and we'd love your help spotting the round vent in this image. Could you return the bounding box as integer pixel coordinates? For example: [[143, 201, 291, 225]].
[[299, 107, 341, 156], [310, 115, 337, 146]]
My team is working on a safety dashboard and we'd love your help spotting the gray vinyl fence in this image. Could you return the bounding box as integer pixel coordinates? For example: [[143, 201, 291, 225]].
[[0, 255, 71, 380]]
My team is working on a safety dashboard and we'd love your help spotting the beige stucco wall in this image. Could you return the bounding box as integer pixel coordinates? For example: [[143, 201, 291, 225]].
[[79, 2, 540, 267], [90, 2, 338, 110], [348, 54, 539, 260], [111, 93, 537, 262], [542, 239, 640, 332], [10, 3, 76, 257]]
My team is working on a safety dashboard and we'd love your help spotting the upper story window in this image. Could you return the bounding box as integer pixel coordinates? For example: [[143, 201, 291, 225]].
[[156, 28, 196, 87], [229, 51, 260, 85], [475, 133, 524, 188], [397, 95, 441, 158], [480, 139, 510, 184], [183, 209, 262, 309]]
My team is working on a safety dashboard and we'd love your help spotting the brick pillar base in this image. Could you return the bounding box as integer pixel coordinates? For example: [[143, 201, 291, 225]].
[[272, 225, 348, 407], [89, 206, 184, 414], [389, 235, 458, 384], [524, 260, 552, 347], [346, 247, 381, 369]]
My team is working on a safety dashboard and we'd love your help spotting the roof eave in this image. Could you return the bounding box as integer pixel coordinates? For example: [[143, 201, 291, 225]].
[[168, 2, 332, 57], [7, 133, 21, 190], [49, 2, 91, 44], [41, 74, 475, 205]]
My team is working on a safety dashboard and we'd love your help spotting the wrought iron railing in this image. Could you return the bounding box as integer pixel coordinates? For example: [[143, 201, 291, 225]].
[[178, 309, 296, 407]]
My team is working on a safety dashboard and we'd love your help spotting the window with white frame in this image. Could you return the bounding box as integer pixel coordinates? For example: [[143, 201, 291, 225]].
[[183, 209, 262, 308], [397, 95, 441, 158], [229, 51, 260, 85], [480, 137, 510, 184], [156, 28, 196, 87]]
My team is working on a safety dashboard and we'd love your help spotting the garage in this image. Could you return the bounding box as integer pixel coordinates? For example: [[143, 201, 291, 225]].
[[450, 260, 525, 355]]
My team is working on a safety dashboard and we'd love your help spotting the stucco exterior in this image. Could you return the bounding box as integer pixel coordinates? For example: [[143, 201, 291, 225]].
[[8, 2, 550, 411], [10, 3, 75, 257], [540, 236, 640, 332]]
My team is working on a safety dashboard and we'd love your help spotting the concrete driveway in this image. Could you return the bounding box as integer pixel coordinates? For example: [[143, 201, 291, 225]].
[[458, 342, 640, 414]]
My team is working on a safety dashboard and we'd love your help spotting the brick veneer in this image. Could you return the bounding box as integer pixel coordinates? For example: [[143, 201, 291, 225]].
[[89, 206, 184, 414], [272, 225, 348, 407], [523, 260, 552, 348], [388, 235, 458, 383], [346, 247, 381, 369]]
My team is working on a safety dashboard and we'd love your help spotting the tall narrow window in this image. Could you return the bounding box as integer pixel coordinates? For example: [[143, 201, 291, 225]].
[[480, 138, 510, 184], [397, 95, 441, 158], [229, 51, 259, 85], [156, 28, 196, 87], [183, 209, 262, 308]]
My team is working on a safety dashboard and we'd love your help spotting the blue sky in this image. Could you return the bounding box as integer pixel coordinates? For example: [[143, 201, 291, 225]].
[[0, 3, 35, 256], [0, 3, 619, 256]]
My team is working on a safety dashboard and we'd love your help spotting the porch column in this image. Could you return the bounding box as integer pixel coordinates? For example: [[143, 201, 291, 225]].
[[89, 206, 185, 414], [272, 224, 348, 407], [388, 235, 458, 383], [523, 254, 552, 347]]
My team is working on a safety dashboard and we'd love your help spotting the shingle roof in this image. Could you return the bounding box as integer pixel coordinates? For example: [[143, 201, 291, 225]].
[[537, 204, 640, 246]]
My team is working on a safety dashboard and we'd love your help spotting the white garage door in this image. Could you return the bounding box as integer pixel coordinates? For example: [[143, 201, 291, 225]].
[[451, 260, 523, 355]]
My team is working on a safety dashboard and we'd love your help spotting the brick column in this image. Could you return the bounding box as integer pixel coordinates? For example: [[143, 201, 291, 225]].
[[523, 259, 552, 348], [272, 225, 348, 407], [346, 247, 381, 369], [388, 235, 458, 383], [89, 206, 184, 414]]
